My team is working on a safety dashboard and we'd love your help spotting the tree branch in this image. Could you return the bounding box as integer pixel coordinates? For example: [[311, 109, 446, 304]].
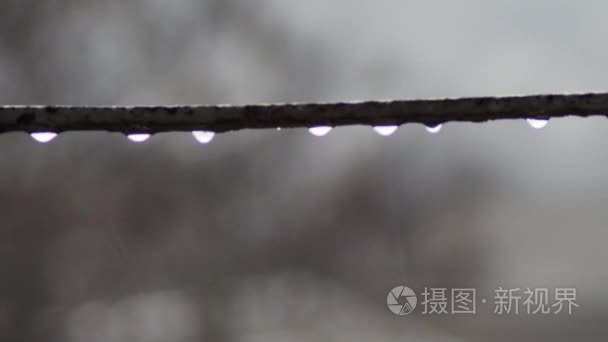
[[1, 92, 607, 133]]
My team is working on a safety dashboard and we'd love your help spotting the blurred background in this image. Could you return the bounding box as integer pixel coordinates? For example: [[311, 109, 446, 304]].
[[1, 0, 607, 340]]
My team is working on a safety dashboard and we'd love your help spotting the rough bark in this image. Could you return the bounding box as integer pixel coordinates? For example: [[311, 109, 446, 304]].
[[1, 92, 606, 133]]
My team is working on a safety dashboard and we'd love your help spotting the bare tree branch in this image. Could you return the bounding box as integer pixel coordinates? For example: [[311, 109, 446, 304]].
[[1, 92, 607, 133]]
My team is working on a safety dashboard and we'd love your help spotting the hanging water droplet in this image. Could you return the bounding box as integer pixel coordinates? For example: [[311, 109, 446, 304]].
[[192, 131, 215, 144], [527, 118, 549, 129], [276, 127, 282, 131], [308, 126, 332, 137], [127, 133, 151, 143], [425, 124, 442, 134], [30, 132, 57, 143], [373, 125, 398, 136]]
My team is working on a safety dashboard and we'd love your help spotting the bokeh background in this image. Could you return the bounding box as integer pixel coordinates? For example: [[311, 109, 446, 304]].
[[1, 0, 607, 340]]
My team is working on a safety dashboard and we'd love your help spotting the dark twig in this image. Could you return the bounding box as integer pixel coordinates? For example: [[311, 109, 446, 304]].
[[1, 92, 607, 133]]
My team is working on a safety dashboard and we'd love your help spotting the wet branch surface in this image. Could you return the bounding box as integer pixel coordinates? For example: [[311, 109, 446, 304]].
[[1, 92, 607, 133]]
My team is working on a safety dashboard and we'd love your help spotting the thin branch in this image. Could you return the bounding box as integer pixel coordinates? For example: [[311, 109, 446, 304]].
[[1, 92, 607, 133]]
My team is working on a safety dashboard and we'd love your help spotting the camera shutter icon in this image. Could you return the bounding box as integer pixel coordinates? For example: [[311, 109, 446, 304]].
[[387, 286, 417, 315]]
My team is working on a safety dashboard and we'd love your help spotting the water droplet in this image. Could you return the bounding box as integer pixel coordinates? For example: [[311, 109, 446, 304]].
[[425, 124, 442, 134], [308, 126, 332, 137], [192, 131, 215, 144], [127, 133, 151, 143], [30, 132, 57, 143], [276, 127, 282, 131], [527, 118, 549, 129], [373, 125, 398, 136]]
